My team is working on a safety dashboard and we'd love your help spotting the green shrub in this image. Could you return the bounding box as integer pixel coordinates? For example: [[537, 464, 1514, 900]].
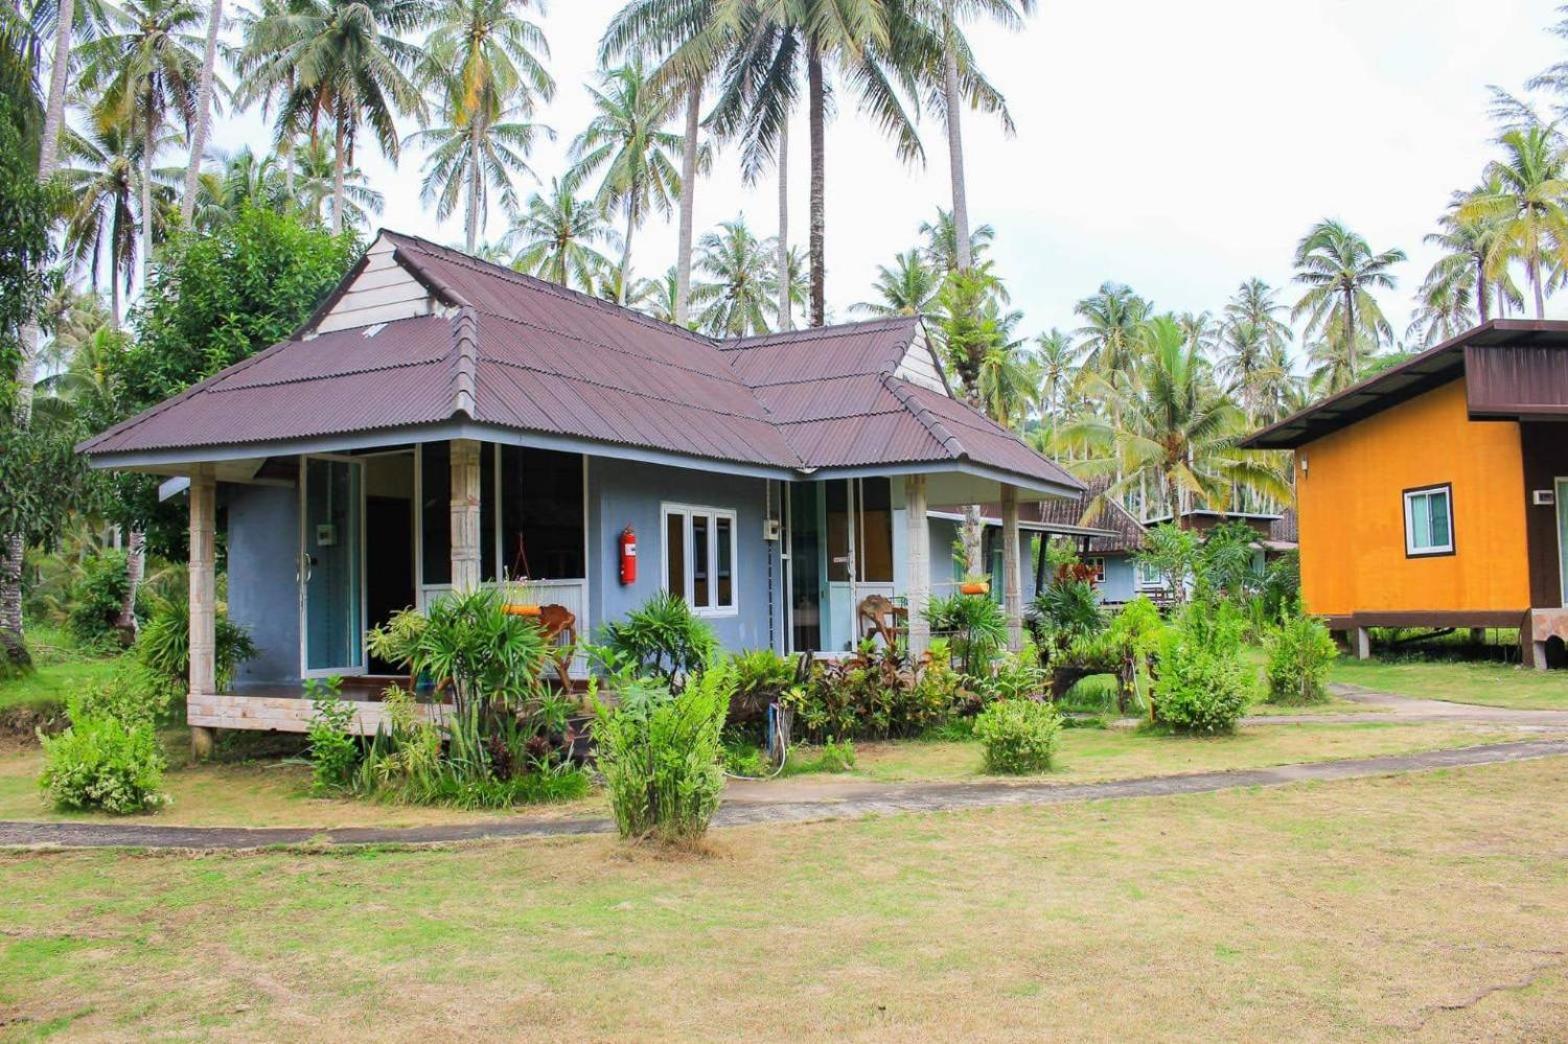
[[1028, 578, 1103, 662], [1069, 597, 1165, 713], [926, 593, 1008, 676], [38, 698, 168, 814], [134, 594, 258, 692], [801, 737, 856, 774], [785, 642, 968, 742], [76, 660, 178, 728], [306, 677, 359, 793], [728, 647, 797, 727], [66, 550, 134, 650], [974, 699, 1061, 774], [1153, 604, 1253, 733], [593, 662, 732, 844], [974, 644, 1050, 702], [599, 590, 718, 688], [1265, 612, 1338, 705]]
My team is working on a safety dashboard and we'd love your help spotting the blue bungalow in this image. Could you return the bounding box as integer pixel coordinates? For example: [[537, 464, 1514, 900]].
[[79, 232, 1082, 748]]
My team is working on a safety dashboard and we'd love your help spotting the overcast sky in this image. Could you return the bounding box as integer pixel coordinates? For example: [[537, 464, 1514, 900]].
[[208, 0, 1568, 345]]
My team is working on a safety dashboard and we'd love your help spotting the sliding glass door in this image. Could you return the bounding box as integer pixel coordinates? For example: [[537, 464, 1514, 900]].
[[300, 456, 365, 676]]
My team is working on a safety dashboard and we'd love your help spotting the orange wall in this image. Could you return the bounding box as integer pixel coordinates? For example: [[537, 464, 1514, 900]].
[[1297, 379, 1529, 617]]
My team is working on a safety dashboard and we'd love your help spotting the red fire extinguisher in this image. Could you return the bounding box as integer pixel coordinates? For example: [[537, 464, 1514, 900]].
[[618, 526, 637, 585]]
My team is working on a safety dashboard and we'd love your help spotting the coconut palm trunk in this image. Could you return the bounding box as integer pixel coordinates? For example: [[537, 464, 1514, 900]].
[[331, 117, 347, 234], [39, 0, 73, 176], [1476, 256, 1489, 323], [1342, 283, 1355, 379], [941, 4, 971, 273], [807, 40, 825, 328], [776, 119, 791, 331], [465, 121, 483, 252], [1531, 252, 1545, 318], [619, 199, 636, 304], [675, 79, 700, 326], [181, 0, 224, 226], [142, 96, 156, 288]]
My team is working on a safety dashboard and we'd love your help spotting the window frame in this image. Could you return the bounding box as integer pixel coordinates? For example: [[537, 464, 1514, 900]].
[[1086, 557, 1107, 584], [1402, 483, 1455, 558], [661, 503, 740, 617], [1136, 560, 1164, 589]]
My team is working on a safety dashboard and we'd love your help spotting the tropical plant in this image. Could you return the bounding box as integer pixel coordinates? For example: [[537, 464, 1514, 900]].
[[236, 0, 431, 233], [76, 0, 206, 280], [58, 117, 157, 327], [973, 696, 1059, 774], [593, 663, 732, 844], [925, 591, 1007, 677], [567, 59, 687, 302], [133, 589, 258, 691], [690, 216, 775, 335], [1291, 218, 1406, 386], [599, 589, 719, 688], [1074, 280, 1150, 377], [853, 248, 940, 317], [305, 676, 358, 791], [785, 640, 967, 741], [39, 694, 169, 813], [1461, 125, 1568, 319], [1264, 611, 1338, 706], [407, 0, 554, 251], [507, 177, 616, 291], [1152, 601, 1251, 733], [918, 205, 994, 275]]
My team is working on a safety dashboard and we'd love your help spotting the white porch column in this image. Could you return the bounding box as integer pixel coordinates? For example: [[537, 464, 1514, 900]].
[[188, 464, 217, 760], [904, 475, 931, 657], [450, 439, 483, 592], [1001, 484, 1024, 651]]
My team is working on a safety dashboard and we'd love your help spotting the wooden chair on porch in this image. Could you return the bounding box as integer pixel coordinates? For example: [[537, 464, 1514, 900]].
[[858, 594, 907, 648], [535, 604, 579, 693]]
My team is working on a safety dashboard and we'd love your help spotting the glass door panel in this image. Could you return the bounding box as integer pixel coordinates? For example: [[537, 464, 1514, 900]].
[[303, 457, 364, 675]]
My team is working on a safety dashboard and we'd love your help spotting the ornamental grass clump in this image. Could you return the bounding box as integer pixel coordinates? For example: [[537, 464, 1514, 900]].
[[974, 698, 1061, 774], [593, 660, 732, 845]]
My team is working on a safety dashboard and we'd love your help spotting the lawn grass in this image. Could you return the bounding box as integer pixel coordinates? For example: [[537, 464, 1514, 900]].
[[849, 720, 1541, 783], [2, 757, 1566, 1038], [1331, 655, 1568, 711], [0, 651, 120, 715]]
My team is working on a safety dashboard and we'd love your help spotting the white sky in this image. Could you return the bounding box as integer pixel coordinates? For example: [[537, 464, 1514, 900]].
[[205, 0, 1568, 346]]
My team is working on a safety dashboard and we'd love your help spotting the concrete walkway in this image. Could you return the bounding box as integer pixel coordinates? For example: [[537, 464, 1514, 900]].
[[3, 738, 1566, 851], [1243, 684, 1568, 728]]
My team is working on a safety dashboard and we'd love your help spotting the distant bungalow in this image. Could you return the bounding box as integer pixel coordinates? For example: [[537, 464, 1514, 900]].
[[1243, 320, 1568, 668]]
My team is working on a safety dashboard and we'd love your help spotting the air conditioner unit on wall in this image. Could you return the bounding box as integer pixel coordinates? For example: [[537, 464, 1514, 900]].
[[1534, 489, 1556, 506]]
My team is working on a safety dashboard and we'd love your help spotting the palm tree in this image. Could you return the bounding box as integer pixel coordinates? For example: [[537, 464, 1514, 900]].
[[690, 216, 774, 336], [1074, 281, 1150, 376], [891, 0, 1032, 274], [1032, 328, 1080, 420], [852, 249, 940, 317], [59, 120, 153, 327], [567, 60, 686, 304], [286, 134, 383, 228], [701, 0, 921, 327], [1291, 218, 1405, 384], [188, 145, 287, 228], [1461, 125, 1568, 319], [1053, 315, 1289, 522], [1217, 318, 1267, 414], [507, 177, 616, 292], [179, 0, 224, 225], [1223, 278, 1291, 350], [411, 0, 553, 252], [919, 205, 993, 275], [238, 0, 431, 234], [77, 0, 204, 282], [631, 264, 680, 323], [1247, 342, 1303, 427], [405, 108, 550, 253], [600, 0, 722, 327], [1406, 272, 1475, 347], [1424, 182, 1521, 326]]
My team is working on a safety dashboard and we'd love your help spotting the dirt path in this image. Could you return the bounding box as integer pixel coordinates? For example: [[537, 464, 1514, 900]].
[[1242, 684, 1568, 727], [3, 738, 1565, 851]]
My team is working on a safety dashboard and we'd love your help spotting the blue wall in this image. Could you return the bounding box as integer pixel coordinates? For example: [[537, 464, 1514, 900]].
[[1092, 552, 1138, 603], [588, 458, 782, 652], [226, 484, 300, 687]]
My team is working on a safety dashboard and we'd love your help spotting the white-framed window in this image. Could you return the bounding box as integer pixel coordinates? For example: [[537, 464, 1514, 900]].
[[1137, 560, 1163, 588], [662, 504, 738, 615], [1403, 484, 1454, 557], [1086, 557, 1106, 584]]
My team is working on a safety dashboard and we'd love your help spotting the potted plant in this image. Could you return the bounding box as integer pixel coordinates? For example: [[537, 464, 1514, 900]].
[[959, 574, 991, 596]]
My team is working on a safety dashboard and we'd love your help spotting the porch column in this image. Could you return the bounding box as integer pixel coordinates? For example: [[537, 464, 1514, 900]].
[[904, 475, 931, 657], [450, 438, 483, 592], [1354, 626, 1372, 661], [1001, 484, 1024, 651], [188, 464, 217, 760]]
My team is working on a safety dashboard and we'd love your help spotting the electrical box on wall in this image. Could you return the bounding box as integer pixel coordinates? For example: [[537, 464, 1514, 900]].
[[1534, 489, 1556, 507], [763, 518, 781, 541]]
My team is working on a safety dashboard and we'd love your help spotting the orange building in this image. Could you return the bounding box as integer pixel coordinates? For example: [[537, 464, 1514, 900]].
[[1243, 320, 1568, 668]]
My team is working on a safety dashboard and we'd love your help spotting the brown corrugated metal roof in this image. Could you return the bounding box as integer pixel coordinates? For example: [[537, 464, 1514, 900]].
[[81, 230, 1081, 495], [1018, 473, 1146, 553]]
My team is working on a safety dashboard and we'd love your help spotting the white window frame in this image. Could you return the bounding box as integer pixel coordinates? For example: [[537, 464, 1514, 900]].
[[1402, 484, 1454, 557], [661, 503, 739, 617], [1136, 560, 1164, 589]]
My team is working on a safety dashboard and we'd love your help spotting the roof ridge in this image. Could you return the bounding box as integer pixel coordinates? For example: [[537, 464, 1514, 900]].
[[381, 230, 723, 349], [721, 315, 918, 349], [882, 373, 966, 459], [450, 308, 479, 418]]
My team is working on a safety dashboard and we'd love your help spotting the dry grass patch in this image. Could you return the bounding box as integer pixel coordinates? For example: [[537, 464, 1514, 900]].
[[2, 758, 1567, 1039]]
